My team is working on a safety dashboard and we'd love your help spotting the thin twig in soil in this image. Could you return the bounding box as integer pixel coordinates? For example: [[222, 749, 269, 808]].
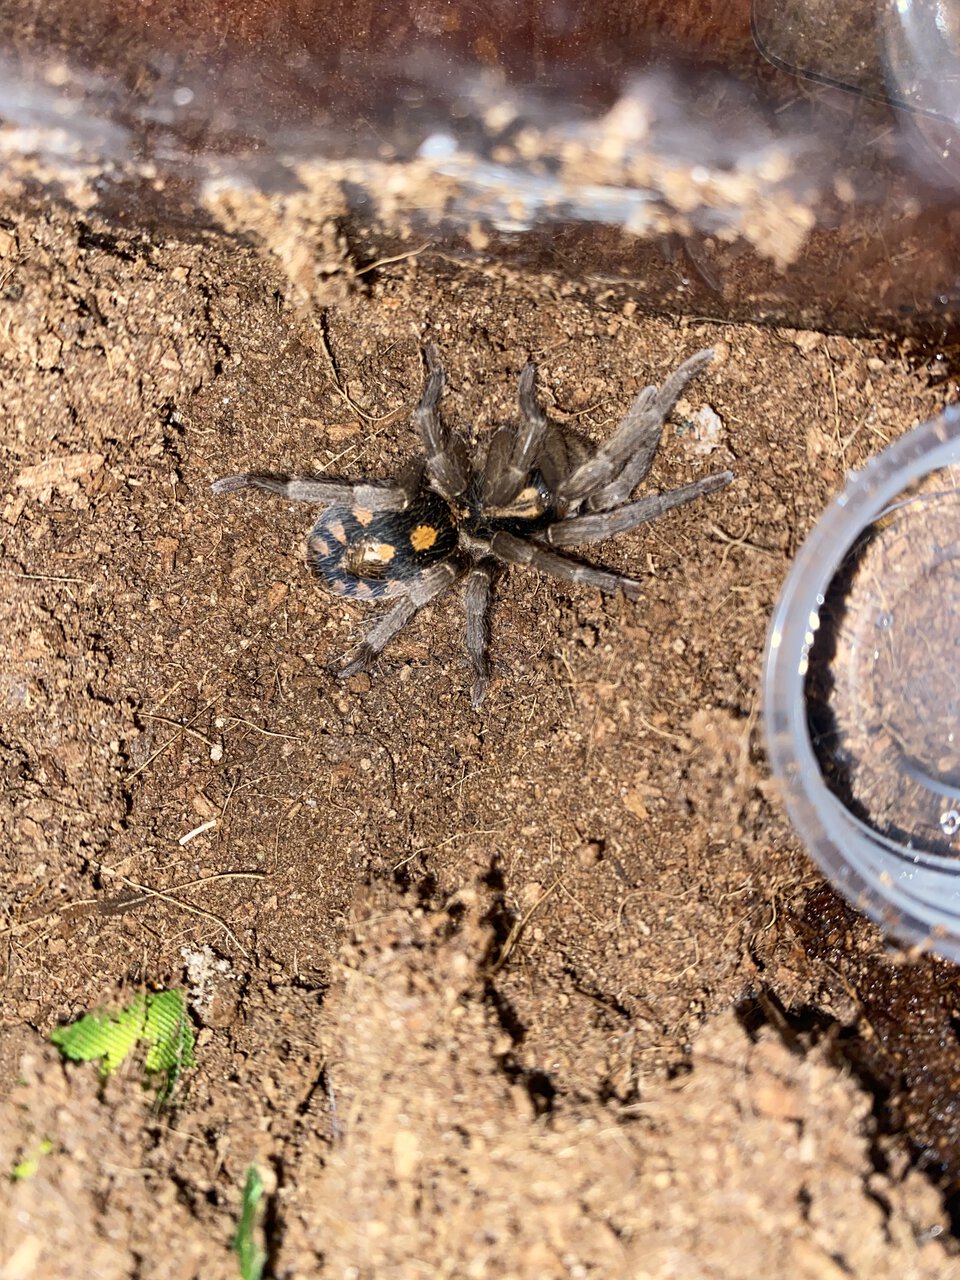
[[651, 934, 701, 983], [219, 772, 240, 822], [11, 571, 88, 584], [709, 520, 778, 570], [557, 878, 605, 927], [178, 819, 217, 846], [488, 875, 563, 975], [96, 867, 265, 957], [127, 698, 218, 780], [221, 716, 302, 742], [392, 825, 506, 872], [317, 316, 402, 425], [635, 712, 685, 742], [140, 710, 218, 748], [0, 871, 263, 946], [354, 241, 432, 276]]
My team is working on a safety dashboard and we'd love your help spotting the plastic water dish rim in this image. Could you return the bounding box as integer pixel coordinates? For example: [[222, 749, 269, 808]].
[[762, 404, 960, 960]]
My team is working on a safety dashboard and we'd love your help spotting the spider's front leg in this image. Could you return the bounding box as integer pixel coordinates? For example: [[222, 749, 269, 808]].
[[482, 362, 549, 506], [414, 346, 471, 501], [557, 348, 714, 509]]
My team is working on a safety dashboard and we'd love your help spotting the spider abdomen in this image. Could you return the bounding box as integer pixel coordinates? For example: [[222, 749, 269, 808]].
[[307, 489, 459, 600]]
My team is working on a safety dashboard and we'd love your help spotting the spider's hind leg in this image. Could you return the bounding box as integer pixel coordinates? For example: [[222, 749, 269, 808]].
[[338, 596, 419, 680], [463, 559, 498, 708], [337, 559, 464, 681], [211, 472, 410, 511]]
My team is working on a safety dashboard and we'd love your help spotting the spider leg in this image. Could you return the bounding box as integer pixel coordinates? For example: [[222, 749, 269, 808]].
[[489, 530, 643, 599], [481, 426, 515, 499], [211, 472, 410, 511], [546, 471, 733, 547], [536, 421, 587, 493], [463, 559, 498, 708], [338, 560, 463, 679], [483, 362, 549, 505], [338, 597, 418, 678], [583, 386, 658, 511], [414, 346, 470, 501], [557, 348, 713, 507]]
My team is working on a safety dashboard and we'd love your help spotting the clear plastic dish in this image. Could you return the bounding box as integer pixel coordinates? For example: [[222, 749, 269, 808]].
[[763, 405, 960, 960]]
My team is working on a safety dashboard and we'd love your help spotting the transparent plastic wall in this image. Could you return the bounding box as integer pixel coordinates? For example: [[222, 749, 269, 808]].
[[1, 0, 959, 335]]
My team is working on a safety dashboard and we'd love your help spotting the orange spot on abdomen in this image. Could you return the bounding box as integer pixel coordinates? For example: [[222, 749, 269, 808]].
[[410, 524, 439, 552]]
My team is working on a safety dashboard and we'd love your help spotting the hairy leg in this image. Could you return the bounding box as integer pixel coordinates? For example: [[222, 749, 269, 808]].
[[338, 560, 462, 678], [535, 421, 586, 494], [211, 472, 410, 511], [546, 471, 733, 546], [463, 560, 497, 708], [482, 362, 549, 506], [582, 386, 659, 511], [414, 346, 470, 500], [490, 530, 643, 599], [557, 349, 713, 507]]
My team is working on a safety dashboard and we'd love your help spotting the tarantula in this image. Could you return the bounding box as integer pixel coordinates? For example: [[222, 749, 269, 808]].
[[212, 346, 731, 706]]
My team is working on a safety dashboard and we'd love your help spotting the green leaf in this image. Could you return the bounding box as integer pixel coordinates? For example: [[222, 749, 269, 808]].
[[143, 989, 196, 1074], [51, 989, 195, 1101], [11, 1139, 54, 1181], [51, 995, 148, 1072], [233, 1165, 266, 1280]]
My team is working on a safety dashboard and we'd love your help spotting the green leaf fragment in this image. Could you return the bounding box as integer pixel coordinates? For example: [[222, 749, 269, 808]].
[[143, 989, 196, 1075], [50, 995, 147, 1072], [50, 989, 195, 1097], [11, 1139, 54, 1182], [234, 1165, 266, 1280]]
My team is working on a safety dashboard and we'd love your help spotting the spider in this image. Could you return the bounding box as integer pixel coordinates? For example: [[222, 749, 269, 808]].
[[212, 346, 732, 706]]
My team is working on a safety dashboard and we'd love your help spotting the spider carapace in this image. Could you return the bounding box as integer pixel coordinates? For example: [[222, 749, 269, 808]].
[[213, 346, 732, 706]]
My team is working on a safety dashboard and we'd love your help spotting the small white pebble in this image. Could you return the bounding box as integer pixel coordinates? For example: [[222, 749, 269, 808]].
[[688, 404, 724, 456]]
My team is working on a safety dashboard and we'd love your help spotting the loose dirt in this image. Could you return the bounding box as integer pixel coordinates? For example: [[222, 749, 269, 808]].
[[2, 198, 960, 1278]]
